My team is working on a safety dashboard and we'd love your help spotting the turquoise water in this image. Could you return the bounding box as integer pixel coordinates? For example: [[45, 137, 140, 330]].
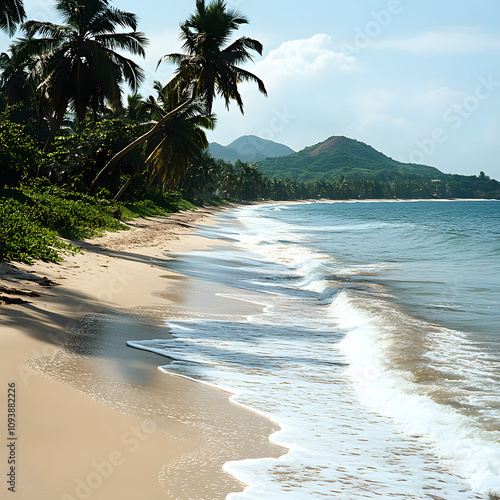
[[132, 200, 500, 499]]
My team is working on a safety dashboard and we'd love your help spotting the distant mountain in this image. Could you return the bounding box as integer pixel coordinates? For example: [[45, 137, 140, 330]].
[[256, 135, 443, 182], [209, 135, 295, 163]]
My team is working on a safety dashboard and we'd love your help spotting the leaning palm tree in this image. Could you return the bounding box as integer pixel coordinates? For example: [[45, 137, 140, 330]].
[[113, 81, 216, 200], [0, 0, 26, 36], [143, 81, 216, 191], [88, 0, 266, 194], [18, 0, 148, 150]]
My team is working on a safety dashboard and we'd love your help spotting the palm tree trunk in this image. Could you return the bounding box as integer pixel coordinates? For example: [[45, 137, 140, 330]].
[[86, 94, 196, 195], [43, 104, 67, 152], [113, 173, 136, 201]]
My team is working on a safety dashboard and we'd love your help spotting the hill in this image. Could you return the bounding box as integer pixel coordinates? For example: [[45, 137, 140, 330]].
[[256, 135, 443, 182], [209, 135, 295, 163]]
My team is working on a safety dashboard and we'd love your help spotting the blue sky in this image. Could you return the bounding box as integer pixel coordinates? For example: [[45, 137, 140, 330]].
[[2, 0, 500, 177]]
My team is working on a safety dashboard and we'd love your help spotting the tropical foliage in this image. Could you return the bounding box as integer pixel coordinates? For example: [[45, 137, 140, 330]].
[[0, 0, 269, 263], [0, 119, 46, 185], [16, 0, 148, 148], [0, 180, 197, 263], [161, 0, 267, 114], [0, 0, 498, 265], [88, 0, 266, 194], [0, 0, 26, 36], [256, 174, 500, 201], [141, 81, 216, 191]]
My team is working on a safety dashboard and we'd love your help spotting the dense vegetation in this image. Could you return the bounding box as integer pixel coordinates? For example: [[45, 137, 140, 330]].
[[254, 135, 500, 199], [257, 172, 500, 201], [258, 136, 445, 182], [0, 0, 266, 263], [1, 1, 498, 265]]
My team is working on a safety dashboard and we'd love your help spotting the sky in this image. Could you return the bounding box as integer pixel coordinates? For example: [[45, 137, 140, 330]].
[[2, 0, 500, 178]]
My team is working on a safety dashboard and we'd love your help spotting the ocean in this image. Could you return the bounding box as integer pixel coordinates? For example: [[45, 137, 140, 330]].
[[131, 200, 500, 499]]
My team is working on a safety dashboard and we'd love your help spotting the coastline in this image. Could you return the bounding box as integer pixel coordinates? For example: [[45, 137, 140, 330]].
[[0, 206, 284, 500]]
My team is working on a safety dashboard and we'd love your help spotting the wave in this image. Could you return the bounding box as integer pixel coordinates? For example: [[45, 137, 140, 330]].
[[149, 201, 500, 498], [332, 290, 500, 495]]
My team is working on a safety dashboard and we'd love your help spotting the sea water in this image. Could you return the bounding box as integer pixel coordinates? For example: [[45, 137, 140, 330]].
[[130, 200, 500, 499]]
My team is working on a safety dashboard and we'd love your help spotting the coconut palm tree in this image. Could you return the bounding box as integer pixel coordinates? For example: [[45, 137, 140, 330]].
[[0, 44, 34, 105], [18, 0, 148, 150], [114, 80, 216, 200], [142, 81, 216, 190], [88, 0, 266, 194], [0, 42, 49, 135], [0, 0, 26, 36], [182, 150, 218, 198], [161, 0, 267, 114]]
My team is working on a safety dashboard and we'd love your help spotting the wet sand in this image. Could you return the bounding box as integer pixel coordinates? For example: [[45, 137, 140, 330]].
[[0, 207, 284, 500]]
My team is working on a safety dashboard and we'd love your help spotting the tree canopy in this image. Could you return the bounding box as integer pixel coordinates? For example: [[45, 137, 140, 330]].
[[0, 0, 26, 36], [16, 0, 148, 148]]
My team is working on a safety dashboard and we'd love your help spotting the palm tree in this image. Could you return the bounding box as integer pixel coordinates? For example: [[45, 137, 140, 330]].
[[125, 92, 148, 123], [0, 42, 47, 134], [182, 150, 218, 197], [114, 81, 215, 200], [88, 0, 266, 194], [142, 81, 216, 191], [0, 0, 26, 36], [161, 0, 267, 114], [18, 0, 148, 150], [0, 44, 34, 106]]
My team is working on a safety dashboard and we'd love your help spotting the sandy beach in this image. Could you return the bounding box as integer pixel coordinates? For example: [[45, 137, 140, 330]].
[[0, 206, 284, 500]]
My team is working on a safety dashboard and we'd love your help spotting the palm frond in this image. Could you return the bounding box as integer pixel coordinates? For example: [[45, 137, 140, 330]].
[[233, 66, 267, 96], [94, 32, 148, 57], [22, 20, 71, 39], [0, 0, 26, 36]]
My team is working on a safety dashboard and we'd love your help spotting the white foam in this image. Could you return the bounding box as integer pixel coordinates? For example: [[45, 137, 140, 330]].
[[333, 290, 500, 495], [128, 202, 498, 499], [131, 315, 481, 499]]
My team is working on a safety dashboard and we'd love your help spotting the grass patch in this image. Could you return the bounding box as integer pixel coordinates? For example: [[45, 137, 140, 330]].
[[0, 198, 80, 264], [0, 182, 202, 264]]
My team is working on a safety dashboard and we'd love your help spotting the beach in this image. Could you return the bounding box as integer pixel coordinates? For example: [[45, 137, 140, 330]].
[[135, 200, 498, 500], [2, 199, 499, 500], [0, 206, 284, 500]]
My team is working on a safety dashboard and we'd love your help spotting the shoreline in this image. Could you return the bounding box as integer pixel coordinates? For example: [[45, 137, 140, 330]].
[[0, 205, 284, 500]]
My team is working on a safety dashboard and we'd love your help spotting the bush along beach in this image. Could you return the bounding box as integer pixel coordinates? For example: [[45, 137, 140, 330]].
[[1, 0, 499, 265], [0, 0, 267, 263]]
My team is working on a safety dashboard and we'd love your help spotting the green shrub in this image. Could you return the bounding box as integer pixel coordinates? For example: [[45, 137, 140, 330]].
[[0, 199, 79, 263], [0, 121, 46, 186], [0, 181, 203, 264]]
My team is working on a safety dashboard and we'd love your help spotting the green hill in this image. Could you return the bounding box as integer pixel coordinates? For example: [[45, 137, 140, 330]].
[[209, 135, 295, 163], [256, 135, 443, 182]]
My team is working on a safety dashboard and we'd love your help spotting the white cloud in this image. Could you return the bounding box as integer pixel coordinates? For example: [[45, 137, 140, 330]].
[[372, 27, 500, 55], [254, 34, 356, 89], [422, 86, 467, 105]]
